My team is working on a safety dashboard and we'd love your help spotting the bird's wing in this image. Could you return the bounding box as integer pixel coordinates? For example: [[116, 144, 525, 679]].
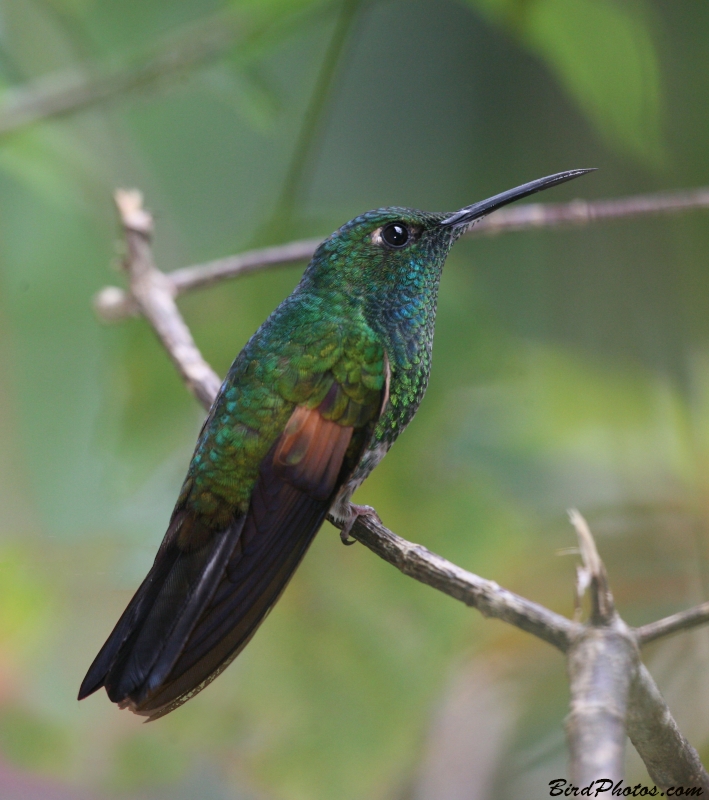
[[79, 325, 389, 719]]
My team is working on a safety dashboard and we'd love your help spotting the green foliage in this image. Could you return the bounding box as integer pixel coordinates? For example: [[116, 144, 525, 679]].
[[0, 545, 52, 658], [0, 707, 70, 772], [467, 0, 664, 164], [0, 127, 102, 210], [112, 733, 187, 789]]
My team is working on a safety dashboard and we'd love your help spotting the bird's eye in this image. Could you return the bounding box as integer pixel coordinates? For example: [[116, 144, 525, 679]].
[[381, 222, 410, 248]]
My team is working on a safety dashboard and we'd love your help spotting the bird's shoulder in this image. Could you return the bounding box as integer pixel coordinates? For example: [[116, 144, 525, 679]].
[[236, 297, 386, 411]]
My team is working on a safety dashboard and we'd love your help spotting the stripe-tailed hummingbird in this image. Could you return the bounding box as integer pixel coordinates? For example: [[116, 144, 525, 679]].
[[79, 168, 594, 719]]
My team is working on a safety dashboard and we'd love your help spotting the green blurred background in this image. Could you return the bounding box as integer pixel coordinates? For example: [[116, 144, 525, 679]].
[[0, 0, 708, 797]]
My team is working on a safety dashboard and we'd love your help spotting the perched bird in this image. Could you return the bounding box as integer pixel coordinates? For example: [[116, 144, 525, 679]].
[[79, 169, 593, 720]]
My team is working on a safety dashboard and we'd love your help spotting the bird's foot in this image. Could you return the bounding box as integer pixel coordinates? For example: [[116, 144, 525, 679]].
[[339, 504, 380, 546]]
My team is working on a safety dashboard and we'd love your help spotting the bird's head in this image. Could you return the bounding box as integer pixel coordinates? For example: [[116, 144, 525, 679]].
[[302, 169, 595, 303]]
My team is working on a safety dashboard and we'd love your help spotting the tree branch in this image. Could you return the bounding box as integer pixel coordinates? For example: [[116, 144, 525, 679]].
[[635, 601, 709, 646], [566, 510, 635, 784], [628, 664, 709, 792], [113, 190, 221, 408], [105, 188, 709, 789], [570, 508, 615, 625], [474, 186, 709, 235], [328, 510, 580, 652], [566, 624, 636, 785], [0, 12, 245, 137], [94, 186, 709, 322]]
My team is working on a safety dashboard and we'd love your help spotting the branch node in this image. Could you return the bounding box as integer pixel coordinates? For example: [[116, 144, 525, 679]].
[[93, 285, 138, 321]]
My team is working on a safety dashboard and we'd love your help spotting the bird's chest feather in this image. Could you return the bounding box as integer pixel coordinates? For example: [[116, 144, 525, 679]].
[[370, 287, 437, 448], [338, 290, 437, 505]]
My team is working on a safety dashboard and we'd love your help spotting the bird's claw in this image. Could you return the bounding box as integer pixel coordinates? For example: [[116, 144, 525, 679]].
[[340, 529, 357, 546], [339, 504, 380, 546]]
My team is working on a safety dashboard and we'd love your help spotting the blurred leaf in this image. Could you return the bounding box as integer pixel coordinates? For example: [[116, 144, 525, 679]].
[[0, 545, 52, 659], [467, 0, 664, 164], [0, 125, 103, 210], [0, 0, 80, 78], [0, 707, 69, 772], [224, 0, 336, 74], [236, 67, 282, 130], [198, 64, 282, 132], [230, 0, 331, 16], [111, 321, 197, 481], [42, 0, 95, 16], [452, 343, 691, 509], [112, 733, 186, 790]]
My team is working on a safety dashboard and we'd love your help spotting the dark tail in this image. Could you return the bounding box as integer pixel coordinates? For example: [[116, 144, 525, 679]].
[[79, 463, 331, 719]]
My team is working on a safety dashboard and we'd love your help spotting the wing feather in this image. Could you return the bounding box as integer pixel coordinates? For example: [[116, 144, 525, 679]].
[[78, 512, 244, 703], [80, 343, 390, 719], [131, 405, 360, 718]]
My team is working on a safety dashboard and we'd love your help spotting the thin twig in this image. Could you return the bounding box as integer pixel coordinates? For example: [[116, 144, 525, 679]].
[[93, 238, 323, 320], [329, 511, 580, 652], [170, 239, 323, 293], [94, 186, 709, 323], [94, 238, 322, 319], [472, 186, 709, 235], [565, 513, 709, 789], [635, 601, 709, 646], [0, 12, 244, 137]]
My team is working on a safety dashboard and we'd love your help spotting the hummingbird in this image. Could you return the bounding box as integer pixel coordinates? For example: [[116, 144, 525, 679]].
[[79, 169, 593, 720]]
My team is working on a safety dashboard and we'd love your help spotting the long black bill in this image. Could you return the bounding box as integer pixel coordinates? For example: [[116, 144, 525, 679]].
[[439, 168, 596, 229]]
